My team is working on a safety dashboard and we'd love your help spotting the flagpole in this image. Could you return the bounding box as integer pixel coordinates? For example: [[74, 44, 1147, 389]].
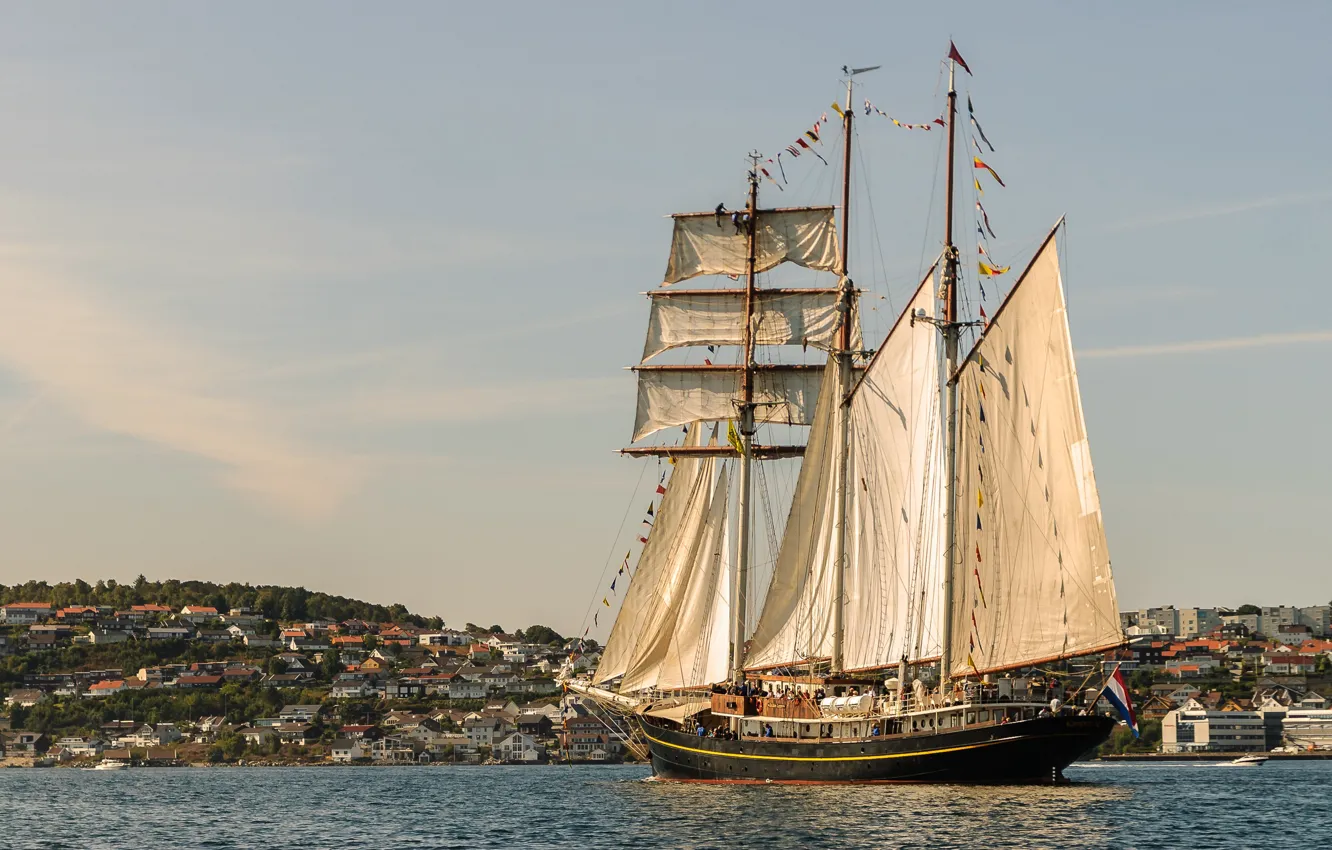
[[939, 52, 961, 687], [731, 154, 761, 685]]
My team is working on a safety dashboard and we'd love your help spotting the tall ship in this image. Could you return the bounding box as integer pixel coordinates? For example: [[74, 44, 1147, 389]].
[[564, 46, 1128, 783]]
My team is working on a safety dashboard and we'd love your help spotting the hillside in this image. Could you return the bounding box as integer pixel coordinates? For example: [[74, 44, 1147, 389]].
[[0, 577, 441, 629], [0, 583, 607, 766]]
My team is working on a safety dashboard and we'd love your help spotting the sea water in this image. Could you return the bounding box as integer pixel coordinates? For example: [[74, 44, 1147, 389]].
[[4, 761, 1329, 849]]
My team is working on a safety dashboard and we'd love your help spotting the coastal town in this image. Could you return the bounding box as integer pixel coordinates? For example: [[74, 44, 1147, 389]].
[[0, 580, 627, 767], [1112, 605, 1332, 754], [2, 582, 1331, 767]]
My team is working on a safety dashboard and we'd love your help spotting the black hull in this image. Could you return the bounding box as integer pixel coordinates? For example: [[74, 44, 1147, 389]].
[[641, 714, 1115, 783]]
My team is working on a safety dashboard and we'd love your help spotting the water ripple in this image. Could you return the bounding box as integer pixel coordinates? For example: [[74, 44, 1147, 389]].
[[2, 761, 1328, 849]]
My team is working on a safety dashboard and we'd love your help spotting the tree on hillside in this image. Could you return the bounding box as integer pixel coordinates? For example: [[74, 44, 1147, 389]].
[[1235, 604, 1261, 615], [321, 649, 342, 681], [0, 577, 436, 625], [520, 626, 564, 646]]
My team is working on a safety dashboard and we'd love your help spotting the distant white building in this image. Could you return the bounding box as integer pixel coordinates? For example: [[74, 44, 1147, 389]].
[[1281, 694, 1332, 750], [1177, 608, 1223, 639], [1162, 699, 1265, 753], [1, 603, 53, 625]]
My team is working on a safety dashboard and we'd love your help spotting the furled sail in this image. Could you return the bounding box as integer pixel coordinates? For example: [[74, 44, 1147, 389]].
[[651, 469, 731, 691], [632, 366, 824, 443], [947, 235, 1121, 678], [663, 207, 841, 286], [744, 277, 944, 670], [642, 289, 861, 362], [594, 425, 718, 691]]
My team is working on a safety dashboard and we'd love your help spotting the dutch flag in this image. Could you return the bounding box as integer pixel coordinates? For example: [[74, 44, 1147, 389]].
[[1104, 665, 1139, 738]]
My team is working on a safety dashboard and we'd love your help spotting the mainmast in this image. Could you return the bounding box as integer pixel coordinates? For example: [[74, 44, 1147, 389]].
[[830, 72, 856, 677], [938, 55, 961, 684], [730, 154, 761, 684]]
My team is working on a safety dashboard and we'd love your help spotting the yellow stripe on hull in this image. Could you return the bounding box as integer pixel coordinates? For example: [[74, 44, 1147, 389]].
[[643, 730, 1091, 763]]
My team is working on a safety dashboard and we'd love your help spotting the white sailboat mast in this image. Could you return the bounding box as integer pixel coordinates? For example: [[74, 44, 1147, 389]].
[[730, 156, 760, 684], [939, 56, 962, 685], [830, 72, 856, 677]]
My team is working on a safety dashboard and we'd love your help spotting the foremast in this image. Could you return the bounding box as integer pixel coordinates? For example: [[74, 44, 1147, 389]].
[[730, 156, 760, 684], [613, 135, 853, 693]]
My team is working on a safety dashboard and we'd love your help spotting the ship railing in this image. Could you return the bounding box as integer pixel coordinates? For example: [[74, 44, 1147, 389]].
[[872, 686, 1058, 717]]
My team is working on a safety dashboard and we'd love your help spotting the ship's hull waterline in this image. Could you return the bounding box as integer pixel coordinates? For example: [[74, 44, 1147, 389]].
[[640, 714, 1115, 783]]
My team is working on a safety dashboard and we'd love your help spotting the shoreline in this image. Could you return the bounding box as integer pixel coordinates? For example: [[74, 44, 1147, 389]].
[[1098, 752, 1332, 761]]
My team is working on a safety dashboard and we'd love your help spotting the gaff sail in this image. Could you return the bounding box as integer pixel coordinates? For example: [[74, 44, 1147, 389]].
[[947, 235, 1120, 678]]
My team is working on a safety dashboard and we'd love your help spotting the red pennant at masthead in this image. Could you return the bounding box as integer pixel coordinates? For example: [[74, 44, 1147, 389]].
[[948, 41, 972, 75]]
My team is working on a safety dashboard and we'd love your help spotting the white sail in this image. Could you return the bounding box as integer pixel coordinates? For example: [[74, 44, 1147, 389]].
[[632, 366, 824, 443], [741, 352, 841, 670], [654, 469, 731, 690], [947, 236, 1121, 678], [593, 425, 717, 691], [642, 289, 860, 362], [744, 278, 944, 670], [844, 279, 946, 668], [663, 207, 841, 286]]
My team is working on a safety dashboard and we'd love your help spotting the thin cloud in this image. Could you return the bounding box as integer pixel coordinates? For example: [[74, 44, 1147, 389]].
[[0, 269, 362, 521], [1108, 190, 1332, 232], [315, 377, 627, 428], [1079, 330, 1332, 360]]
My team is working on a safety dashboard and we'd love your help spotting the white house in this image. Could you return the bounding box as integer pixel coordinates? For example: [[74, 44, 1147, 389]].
[[448, 680, 487, 700], [4, 689, 47, 708], [127, 723, 182, 747], [279, 705, 323, 723], [238, 726, 276, 747], [89, 629, 133, 645], [330, 738, 365, 763], [58, 736, 105, 757], [146, 627, 193, 642], [463, 716, 510, 748], [495, 731, 543, 763]]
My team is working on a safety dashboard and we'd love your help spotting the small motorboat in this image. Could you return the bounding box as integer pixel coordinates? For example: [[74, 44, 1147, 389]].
[[91, 760, 128, 770], [1224, 755, 1268, 767]]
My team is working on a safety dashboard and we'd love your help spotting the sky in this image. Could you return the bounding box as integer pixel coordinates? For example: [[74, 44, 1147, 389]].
[[0, 2, 1328, 635]]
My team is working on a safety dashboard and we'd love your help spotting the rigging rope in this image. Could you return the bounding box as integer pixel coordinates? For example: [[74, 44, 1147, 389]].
[[577, 461, 649, 641]]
